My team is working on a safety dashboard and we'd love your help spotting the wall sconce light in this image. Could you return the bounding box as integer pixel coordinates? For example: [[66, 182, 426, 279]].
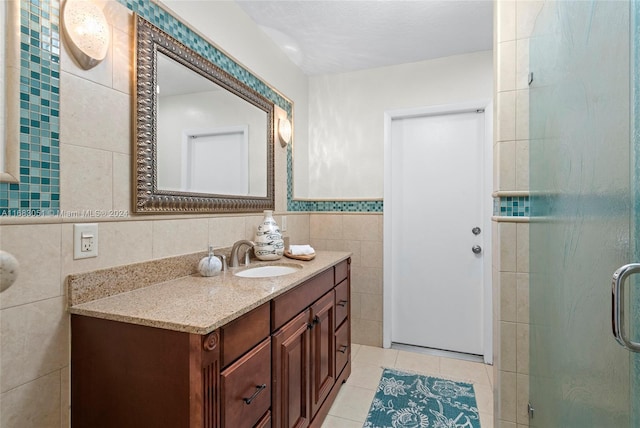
[[62, 0, 110, 70], [278, 118, 292, 147]]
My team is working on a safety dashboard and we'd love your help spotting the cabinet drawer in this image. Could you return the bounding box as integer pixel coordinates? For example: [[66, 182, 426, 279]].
[[221, 338, 271, 428], [335, 279, 349, 327], [335, 259, 349, 284], [221, 302, 270, 367], [272, 268, 334, 330], [335, 321, 350, 377]]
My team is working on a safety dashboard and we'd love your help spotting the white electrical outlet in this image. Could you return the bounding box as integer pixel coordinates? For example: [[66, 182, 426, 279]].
[[281, 215, 287, 232], [74, 223, 99, 259]]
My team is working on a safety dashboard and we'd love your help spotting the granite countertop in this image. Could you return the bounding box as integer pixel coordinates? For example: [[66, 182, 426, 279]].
[[69, 251, 351, 335]]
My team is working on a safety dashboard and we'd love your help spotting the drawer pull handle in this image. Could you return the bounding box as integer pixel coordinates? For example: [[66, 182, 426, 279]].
[[337, 300, 348, 307], [312, 315, 321, 325], [338, 345, 348, 354], [243, 384, 267, 405]]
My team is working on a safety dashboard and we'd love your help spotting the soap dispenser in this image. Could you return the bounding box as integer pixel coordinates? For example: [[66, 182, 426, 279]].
[[198, 245, 222, 277]]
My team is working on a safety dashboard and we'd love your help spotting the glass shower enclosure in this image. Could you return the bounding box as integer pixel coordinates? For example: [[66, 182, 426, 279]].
[[529, 0, 639, 426]]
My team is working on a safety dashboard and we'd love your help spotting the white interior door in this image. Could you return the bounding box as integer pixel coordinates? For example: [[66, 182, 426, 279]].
[[182, 126, 249, 194], [389, 108, 486, 355]]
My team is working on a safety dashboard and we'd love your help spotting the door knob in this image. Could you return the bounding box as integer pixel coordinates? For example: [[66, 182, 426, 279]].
[[472, 245, 482, 254]]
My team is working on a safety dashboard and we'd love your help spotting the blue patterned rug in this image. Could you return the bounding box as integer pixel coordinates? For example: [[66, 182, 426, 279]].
[[364, 368, 481, 428]]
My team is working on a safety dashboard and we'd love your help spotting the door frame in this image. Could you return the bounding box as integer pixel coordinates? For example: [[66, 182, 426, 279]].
[[382, 100, 494, 363]]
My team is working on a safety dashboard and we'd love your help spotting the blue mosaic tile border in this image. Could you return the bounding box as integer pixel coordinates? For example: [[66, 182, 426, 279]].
[[494, 196, 530, 217], [116, 0, 292, 117], [1, 0, 61, 216]]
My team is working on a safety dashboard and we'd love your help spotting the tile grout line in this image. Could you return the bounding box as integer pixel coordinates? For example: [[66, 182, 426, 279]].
[[349, 344, 494, 420]]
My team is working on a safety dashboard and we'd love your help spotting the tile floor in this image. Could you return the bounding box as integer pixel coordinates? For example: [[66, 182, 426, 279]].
[[322, 344, 494, 427]]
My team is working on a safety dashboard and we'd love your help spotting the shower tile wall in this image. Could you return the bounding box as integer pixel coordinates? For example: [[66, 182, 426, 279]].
[[495, 1, 543, 427]]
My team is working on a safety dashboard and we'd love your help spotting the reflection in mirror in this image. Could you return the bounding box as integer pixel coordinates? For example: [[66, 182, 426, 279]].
[[134, 15, 275, 214], [156, 52, 267, 196]]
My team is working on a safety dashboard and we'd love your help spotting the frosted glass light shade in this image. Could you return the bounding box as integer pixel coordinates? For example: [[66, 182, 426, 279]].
[[62, 0, 110, 70], [278, 118, 292, 147]]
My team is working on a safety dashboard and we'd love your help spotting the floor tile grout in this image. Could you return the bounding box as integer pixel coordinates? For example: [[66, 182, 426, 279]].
[[323, 343, 494, 427]]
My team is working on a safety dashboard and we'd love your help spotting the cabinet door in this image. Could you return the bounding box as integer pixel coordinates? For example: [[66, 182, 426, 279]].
[[309, 291, 336, 417], [272, 310, 311, 428]]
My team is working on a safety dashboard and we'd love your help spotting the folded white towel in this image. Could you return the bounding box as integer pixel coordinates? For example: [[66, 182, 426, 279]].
[[289, 244, 315, 255]]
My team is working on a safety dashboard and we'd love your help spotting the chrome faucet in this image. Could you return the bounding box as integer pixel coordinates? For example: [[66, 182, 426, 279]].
[[229, 240, 255, 267]]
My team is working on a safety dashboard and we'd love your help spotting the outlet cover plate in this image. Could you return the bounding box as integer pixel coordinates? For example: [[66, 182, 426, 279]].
[[74, 223, 99, 259]]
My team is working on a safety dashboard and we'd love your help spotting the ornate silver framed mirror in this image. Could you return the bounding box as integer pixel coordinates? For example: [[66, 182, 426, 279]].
[[134, 15, 275, 214]]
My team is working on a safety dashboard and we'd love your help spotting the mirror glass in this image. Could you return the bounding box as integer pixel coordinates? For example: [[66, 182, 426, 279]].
[[134, 15, 275, 214], [156, 52, 268, 196]]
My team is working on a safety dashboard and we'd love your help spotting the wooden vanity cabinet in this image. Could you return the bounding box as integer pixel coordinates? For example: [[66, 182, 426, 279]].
[[71, 316, 220, 428], [271, 259, 351, 428], [71, 258, 350, 428]]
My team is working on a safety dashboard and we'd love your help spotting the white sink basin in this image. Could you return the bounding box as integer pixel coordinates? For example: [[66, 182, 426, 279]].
[[234, 264, 302, 278]]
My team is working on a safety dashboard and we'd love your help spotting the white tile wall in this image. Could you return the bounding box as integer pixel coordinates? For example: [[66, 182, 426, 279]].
[[0, 224, 62, 309], [1, 297, 69, 393], [60, 72, 131, 154], [1, 371, 62, 428], [60, 144, 113, 212], [310, 213, 383, 347]]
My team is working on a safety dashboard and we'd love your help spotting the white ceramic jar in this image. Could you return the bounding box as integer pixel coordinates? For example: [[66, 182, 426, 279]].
[[254, 210, 284, 260]]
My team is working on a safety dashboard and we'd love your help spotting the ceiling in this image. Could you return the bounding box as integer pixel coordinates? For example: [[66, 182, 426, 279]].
[[236, 0, 494, 76]]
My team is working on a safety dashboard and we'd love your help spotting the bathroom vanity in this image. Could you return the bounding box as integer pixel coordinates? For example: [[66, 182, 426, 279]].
[[69, 252, 351, 428]]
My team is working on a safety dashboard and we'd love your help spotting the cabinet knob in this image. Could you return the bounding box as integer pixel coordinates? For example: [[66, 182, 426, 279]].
[[243, 384, 267, 405]]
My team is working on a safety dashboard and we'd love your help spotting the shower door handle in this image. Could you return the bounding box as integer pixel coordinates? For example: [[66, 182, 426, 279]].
[[611, 263, 640, 352]]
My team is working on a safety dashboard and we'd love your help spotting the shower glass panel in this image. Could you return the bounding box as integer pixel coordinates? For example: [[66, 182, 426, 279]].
[[632, 2, 640, 426], [529, 1, 637, 426]]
